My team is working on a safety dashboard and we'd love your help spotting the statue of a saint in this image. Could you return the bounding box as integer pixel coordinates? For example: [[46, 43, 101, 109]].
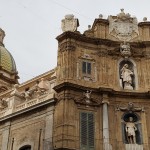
[[121, 64, 133, 90], [125, 117, 137, 144]]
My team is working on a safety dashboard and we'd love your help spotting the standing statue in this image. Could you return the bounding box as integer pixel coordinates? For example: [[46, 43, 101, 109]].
[[125, 117, 137, 144], [121, 64, 134, 90], [83, 90, 92, 104]]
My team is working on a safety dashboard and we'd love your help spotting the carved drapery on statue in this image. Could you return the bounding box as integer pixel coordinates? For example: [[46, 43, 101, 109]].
[[119, 60, 136, 90], [125, 117, 137, 144]]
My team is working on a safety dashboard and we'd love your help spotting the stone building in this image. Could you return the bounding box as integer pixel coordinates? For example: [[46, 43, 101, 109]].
[[0, 9, 150, 150]]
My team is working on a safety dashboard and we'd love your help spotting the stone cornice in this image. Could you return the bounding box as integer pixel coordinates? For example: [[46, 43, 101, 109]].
[[92, 18, 109, 28], [56, 31, 119, 47], [0, 73, 18, 84], [138, 21, 150, 27], [54, 82, 150, 99], [57, 32, 150, 49]]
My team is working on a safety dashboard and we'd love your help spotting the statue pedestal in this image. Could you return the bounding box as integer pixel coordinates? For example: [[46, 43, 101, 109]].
[[124, 84, 133, 90], [125, 144, 143, 150]]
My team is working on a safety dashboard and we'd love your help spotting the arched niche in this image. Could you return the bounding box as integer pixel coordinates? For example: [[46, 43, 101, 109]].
[[121, 112, 143, 145], [118, 58, 138, 90], [19, 145, 31, 150]]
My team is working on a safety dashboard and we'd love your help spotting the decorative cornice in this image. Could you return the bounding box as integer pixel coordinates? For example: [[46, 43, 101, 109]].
[[54, 82, 150, 98], [0, 73, 18, 84], [92, 18, 109, 28], [138, 21, 150, 27], [56, 31, 119, 47]]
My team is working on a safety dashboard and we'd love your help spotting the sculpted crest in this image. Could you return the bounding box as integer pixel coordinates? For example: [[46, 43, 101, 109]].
[[108, 9, 139, 41], [61, 14, 79, 32]]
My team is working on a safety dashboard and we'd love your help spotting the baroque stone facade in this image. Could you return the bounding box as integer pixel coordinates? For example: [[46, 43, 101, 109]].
[[1, 9, 150, 150]]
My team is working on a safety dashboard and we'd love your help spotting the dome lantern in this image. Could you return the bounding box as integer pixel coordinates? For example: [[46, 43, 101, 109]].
[[0, 28, 5, 46]]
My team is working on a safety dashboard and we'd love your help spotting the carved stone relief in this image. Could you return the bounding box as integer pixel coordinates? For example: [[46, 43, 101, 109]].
[[74, 90, 101, 107], [61, 14, 79, 32], [120, 42, 131, 58], [116, 102, 144, 112], [21, 78, 49, 101], [108, 9, 139, 41]]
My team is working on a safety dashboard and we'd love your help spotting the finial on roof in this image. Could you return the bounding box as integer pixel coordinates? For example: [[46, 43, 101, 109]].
[[61, 14, 79, 32], [99, 14, 103, 19], [121, 8, 124, 13], [88, 25, 91, 30], [143, 17, 147, 22]]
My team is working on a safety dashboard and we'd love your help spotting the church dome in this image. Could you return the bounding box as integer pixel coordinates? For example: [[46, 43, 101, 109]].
[[0, 46, 17, 73], [0, 28, 19, 89]]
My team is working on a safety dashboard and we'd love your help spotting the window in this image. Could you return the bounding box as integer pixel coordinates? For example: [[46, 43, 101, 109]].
[[19, 145, 31, 150], [82, 61, 91, 75], [80, 112, 94, 150]]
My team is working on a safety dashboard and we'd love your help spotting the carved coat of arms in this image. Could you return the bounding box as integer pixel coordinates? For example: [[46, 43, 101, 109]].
[[61, 14, 79, 32], [108, 9, 139, 41]]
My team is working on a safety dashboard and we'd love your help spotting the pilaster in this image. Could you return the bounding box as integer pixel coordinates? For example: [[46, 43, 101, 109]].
[[1, 121, 11, 150]]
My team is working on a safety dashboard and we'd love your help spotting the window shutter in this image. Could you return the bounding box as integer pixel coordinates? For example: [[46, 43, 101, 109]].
[[80, 112, 94, 150], [88, 113, 94, 148], [81, 112, 88, 146], [82, 61, 86, 74], [87, 62, 91, 74]]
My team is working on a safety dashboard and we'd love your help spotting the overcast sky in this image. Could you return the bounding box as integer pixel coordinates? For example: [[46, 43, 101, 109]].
[[0, 0, 150, 83]]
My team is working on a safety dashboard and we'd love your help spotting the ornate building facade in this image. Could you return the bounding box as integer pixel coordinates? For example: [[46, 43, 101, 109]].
[[0, 9, 150, 150]]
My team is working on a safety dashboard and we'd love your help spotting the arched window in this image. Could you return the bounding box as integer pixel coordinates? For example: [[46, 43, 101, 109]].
[[19, 145, 31, 150]]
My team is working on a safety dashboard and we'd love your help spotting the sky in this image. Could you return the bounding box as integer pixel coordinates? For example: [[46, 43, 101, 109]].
[[0, 0, 150, 83]]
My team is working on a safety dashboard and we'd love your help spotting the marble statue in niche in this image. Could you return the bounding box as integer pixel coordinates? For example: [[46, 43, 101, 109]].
[[125, 117, 137, 144], [120, 64, 134, 90], [122, 112, 143, 145]]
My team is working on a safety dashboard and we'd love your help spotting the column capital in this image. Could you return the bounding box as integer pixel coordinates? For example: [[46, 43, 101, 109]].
[[102, 94, 109, 104]]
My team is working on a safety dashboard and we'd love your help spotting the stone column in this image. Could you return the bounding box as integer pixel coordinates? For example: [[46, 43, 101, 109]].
[[1, 121, 11, 150], [102, 94, 112, 150]]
